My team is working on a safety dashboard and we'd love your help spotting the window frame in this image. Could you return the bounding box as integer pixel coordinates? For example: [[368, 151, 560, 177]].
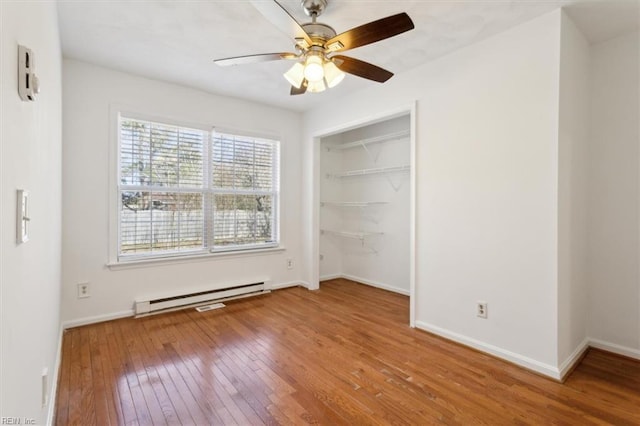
[[108, 108, 282, 265]]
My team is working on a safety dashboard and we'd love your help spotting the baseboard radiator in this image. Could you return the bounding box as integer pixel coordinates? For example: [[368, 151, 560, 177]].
[[135, 281, 269, 317]]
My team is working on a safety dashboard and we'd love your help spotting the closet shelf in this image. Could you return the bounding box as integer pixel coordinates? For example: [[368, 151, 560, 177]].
[[320, 201, 388, 208], [320, 229, 384, 241], [327, 130, 410, 151], [330, 165, 410, 178]]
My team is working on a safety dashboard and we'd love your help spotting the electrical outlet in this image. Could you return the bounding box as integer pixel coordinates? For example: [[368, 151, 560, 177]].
[[78, 282, 90, 298], [286, 258, 294, 270], [477, 301, 488, 319]]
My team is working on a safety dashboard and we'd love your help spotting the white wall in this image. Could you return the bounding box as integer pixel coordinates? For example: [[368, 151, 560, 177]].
[[0, 1, 63, 423], [557, 11, 590, 368], [587, 31, 640, 358], [303, 10, 564, 375], [61, 60, 304, 324]]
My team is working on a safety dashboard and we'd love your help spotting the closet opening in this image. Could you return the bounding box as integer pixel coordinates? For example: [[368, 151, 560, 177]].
[[316, 110, 415, 325]]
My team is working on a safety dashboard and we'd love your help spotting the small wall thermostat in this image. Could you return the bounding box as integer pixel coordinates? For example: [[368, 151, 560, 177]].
[[17, 189, 30, 244], [18, 45, 40, 101]]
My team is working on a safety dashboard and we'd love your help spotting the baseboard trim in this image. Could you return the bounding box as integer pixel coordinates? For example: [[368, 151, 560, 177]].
[[415, 321, 561, 379], [62, 282, 307, 329], [319, 274, 342, 281], [298, 281, 312, 290], [342, 274, 410, 296], [270, 281, 305, 291], [62, 310, 134, 329], [46, 324, 64, 425], [558, 338, 591, 381], [589, 338, 640, 361], [320, 273, 410, 296]]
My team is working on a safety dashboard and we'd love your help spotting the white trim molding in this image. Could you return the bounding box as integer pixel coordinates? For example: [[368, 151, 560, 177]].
[[414, 322, 640, 380], [589, 338, 640, 361], [46, 325, 64, 426], [62, 310, 134, 330], [107, 246, 286, 270], [270, 281, 306, 291], [558, 338, 590, 380], [341, 274, 410, 296], [298, 281, 312, 290], [309, 102, 417, 321], [319, 274, 342, 281], [319, 274, 410, 296], [415, 321, 562, 380], [62, 280, 306, 329]]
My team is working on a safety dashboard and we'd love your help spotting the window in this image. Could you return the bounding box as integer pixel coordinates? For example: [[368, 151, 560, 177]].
[[118, 115, 279, 260]]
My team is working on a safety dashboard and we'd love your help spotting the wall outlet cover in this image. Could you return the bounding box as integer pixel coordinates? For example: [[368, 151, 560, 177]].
[[78, 282, 90, 298]]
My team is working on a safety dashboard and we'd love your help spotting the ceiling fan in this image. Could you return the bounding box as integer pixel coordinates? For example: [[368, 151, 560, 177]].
[[214, 0, 415, 95]]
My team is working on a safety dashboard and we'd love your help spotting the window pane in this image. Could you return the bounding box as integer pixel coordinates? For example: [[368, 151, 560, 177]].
[[212, 136, 234, 188], [150, 124, 178, 187], [255, 195, 273, 242], [120, 191, 204, 254], [213, 194, 274, 247], [213, 194, 236, 246], [120, 118, 204, 189], [212, 134, 276, 190], [120, 191, 152, 253], [234, 194, 257, 243], [120, 121, 151, 186], [178, 129, 204, 187], [211, 132, 278, 250], [234, 139, 254, 189]]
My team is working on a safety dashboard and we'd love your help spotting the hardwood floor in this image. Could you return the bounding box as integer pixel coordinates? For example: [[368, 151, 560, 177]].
[[55, 279, 640, 425]]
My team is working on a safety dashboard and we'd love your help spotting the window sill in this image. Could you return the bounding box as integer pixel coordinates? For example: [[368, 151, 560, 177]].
[[107, 246, 286, 270]]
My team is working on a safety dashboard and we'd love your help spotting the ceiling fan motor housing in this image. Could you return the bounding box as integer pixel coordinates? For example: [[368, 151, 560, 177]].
[[301, 22, 336, 44]]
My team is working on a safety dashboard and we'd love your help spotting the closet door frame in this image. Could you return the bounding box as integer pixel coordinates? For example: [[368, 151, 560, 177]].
[[310, 102, 417, 327]]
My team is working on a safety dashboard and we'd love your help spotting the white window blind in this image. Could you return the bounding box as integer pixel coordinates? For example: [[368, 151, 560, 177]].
[[211, 132, 280, 249], [118, 116, 279, 259]]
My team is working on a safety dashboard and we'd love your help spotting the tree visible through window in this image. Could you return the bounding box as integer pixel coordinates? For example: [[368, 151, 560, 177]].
[[118, 116, 279, 258]]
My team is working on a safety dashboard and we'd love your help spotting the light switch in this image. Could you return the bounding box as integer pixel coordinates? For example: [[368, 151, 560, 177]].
[[16, 189, 29, 243]]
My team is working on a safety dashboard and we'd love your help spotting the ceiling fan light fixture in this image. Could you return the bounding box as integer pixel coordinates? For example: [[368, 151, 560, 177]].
[[284, 62, 305, 88], [303, 55, 324, 82], [323, 60, 345, 88], [306, 79, 326, 93]]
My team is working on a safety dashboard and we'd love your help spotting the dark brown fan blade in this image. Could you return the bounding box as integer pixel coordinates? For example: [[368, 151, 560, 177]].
[[325, 13, 414, 53], [332, 55, 393, 83], [214, 52, 297, 66], [251, 1, 313, 46], [290, 79, 308, 96]]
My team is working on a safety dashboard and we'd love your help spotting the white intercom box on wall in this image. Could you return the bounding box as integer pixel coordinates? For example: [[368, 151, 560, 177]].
[[18, 44, 40, 101]]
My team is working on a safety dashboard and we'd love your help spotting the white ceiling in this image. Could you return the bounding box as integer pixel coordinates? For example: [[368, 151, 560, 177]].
[[57, 0, 639, 112]]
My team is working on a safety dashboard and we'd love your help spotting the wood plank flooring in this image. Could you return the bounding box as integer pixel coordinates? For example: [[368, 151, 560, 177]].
[[55, 278, 640, 425]]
